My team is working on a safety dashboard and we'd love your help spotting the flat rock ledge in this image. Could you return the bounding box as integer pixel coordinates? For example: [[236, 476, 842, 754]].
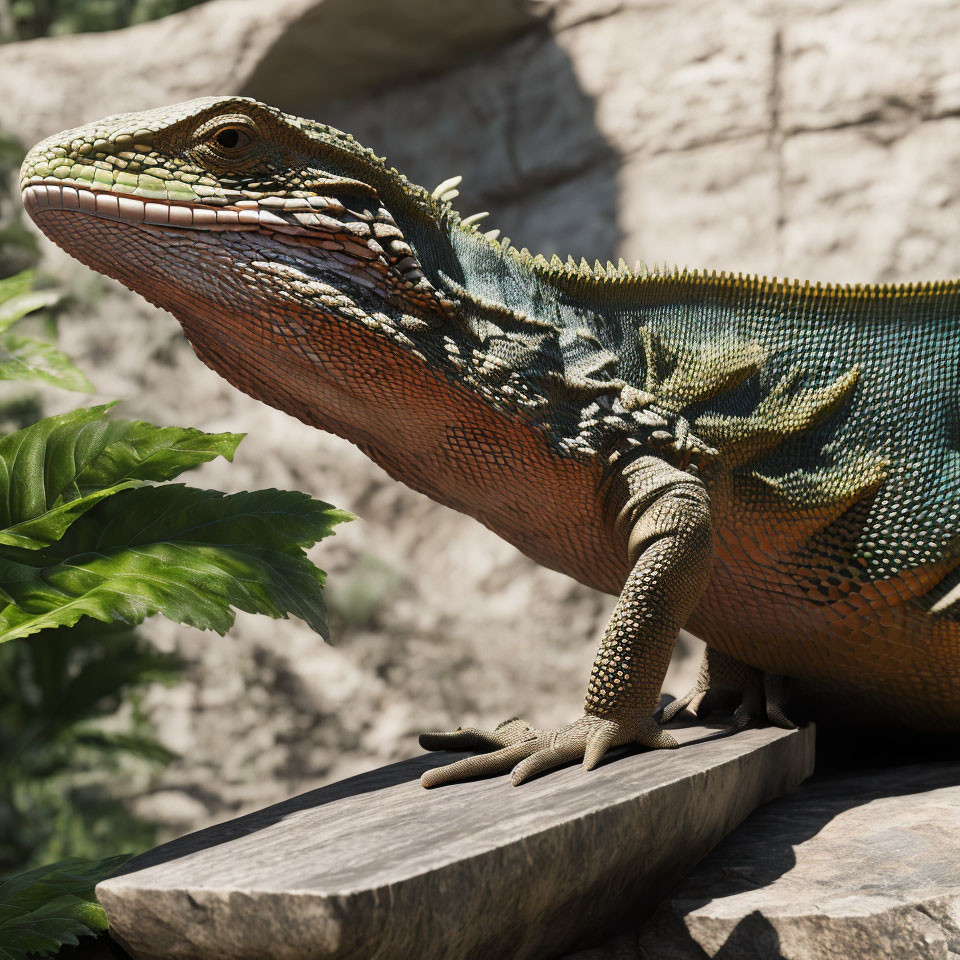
[[635, 761, 960, 960], [97, 722, 813, 960]]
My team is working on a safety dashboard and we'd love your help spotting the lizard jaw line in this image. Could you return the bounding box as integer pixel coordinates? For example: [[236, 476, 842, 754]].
[[22, 181, 264, 232], [24, 179, 443, 302]]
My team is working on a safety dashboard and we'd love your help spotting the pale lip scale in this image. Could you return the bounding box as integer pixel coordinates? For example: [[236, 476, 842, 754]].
[[21, 181, 261, 230]]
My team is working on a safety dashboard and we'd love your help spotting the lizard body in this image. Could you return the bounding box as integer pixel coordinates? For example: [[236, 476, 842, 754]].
[[20, 98, 960, 785]]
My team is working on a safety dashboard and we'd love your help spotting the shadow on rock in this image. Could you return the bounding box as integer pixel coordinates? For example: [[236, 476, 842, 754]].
[[242, 0, 623, 266], [634, 759, 960, 960]]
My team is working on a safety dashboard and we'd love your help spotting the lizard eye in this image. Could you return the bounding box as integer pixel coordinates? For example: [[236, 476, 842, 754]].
[[209, 124, 254, 153]]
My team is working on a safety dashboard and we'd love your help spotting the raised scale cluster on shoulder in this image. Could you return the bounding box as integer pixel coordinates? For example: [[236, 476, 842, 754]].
[[21, 97, 960, 787]]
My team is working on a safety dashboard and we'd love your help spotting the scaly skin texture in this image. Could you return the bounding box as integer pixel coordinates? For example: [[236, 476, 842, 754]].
[[20, 97, 960, 787]]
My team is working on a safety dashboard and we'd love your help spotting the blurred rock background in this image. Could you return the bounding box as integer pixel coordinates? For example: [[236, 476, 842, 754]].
[[0, 0, 958, 844]]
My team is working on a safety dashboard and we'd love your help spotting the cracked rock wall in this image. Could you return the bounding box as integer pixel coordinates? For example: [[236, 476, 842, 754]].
[[2, 0, 960, 837]]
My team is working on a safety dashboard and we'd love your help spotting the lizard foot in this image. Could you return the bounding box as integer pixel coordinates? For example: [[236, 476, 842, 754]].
[[419, 714, 678, 788], [660, 647, 796, 730]]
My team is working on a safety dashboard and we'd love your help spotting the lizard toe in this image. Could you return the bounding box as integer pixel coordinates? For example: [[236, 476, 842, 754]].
[[635, 716, 680, 750], [421, 740, 537, 788], [418, 717, 533, 752], [419, 713, 666, 787], [660, 688, 708, 724], [511, 740, 586, 785], [764, 674, 797, 729]]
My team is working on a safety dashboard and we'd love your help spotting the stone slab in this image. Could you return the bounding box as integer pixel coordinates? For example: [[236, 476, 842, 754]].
[[636, 761, 960, 960], [97, 722, 813, 960]]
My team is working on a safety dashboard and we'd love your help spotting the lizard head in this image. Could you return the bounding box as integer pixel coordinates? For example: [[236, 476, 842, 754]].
[[19, 96, 480, 430]]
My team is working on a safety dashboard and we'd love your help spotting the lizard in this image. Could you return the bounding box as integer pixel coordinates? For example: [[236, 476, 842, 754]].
[[19, 96, 960, 789]]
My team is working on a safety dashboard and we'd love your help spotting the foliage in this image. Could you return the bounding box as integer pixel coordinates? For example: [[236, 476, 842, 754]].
[[0, 262, 350, 958], [0, 856, 128, 960], [0, 620, 177, 872], [0, 274, 183, 889], [0, 272, 92, 390], [0, 482, 349, 643], [3, 0, 212, 42], [0, 403, 242, 550], [0, 270, 352, 644]]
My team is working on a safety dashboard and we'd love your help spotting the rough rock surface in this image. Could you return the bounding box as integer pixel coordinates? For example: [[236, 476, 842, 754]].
[[0, 0, 546, 148], [97, 723, 814, 960], [0, 0, 958, 846], [625, 762, 960, 960]]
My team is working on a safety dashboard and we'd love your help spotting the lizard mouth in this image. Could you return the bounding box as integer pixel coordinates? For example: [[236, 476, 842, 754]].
[[22, 178, 456, 339], [21, 179, 437, 300], [23, 180, 310, 231]]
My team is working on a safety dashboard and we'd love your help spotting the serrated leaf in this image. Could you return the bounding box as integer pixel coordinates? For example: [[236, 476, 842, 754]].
[[0, 856, 128, 960], [74, 416, 244, 489], [0, 482, 140, 550], [0, 406, 243, 549], [0, 484, 353, 644]]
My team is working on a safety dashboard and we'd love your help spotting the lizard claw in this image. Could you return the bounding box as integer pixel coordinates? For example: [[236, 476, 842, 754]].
[[661, 648, 797, 731], [660, 688, 708, 724], [731, 672, 796, 730], [419, 713, 675, 788], [761, 673, 797, 729]]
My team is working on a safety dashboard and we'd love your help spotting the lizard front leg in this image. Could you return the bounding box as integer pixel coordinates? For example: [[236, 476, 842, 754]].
[[420, 456, 713, 787]]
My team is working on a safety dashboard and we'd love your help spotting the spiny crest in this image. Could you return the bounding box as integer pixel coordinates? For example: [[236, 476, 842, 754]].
[[441, 173, 960, 298], [431, 175, 462, 203], [534, 260, 960, 302], [538, 251, 960, 301]]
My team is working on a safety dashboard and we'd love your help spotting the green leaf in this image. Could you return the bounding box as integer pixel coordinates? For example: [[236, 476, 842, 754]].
[[73, 414, 244, 488], [0, 620, 179, 869], [0, 272, 88, 392], [0, 406, 243, 549], [0, 273, 36, 312], [0, 484, 353, 644], [0, 335, 93, 392], [0, 855, 128, 960], [0, 291, 61, 335], [0, 618, 181, 787]]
